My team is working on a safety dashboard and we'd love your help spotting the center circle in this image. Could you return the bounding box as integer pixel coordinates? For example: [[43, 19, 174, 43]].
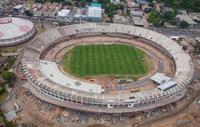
[[61, 44, 153, 80]]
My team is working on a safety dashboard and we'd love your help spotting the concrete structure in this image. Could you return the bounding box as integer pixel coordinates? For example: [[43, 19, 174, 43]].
[[74, 4, 102, 22], [0, 17, 35, 46], [162, 7, 174, 13], [22, 23, 194, 114], [113, 15, 126, 24], [132, 17, 144, 26], [130, 10, 143, 17], [176, 14, 196, 26], [58, 9, 71, 17], [150, 73, 171, 85], [32, 2, 62, 17], [87, 3, 102, 21], [157, 81, 177, 91]]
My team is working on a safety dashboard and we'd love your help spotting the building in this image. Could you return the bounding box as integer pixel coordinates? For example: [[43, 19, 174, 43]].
[[32, 3, 43, 17], [32, 2, 62, 18], [130, 10, 143, 17], [150, 73, 171, 85], [74, 8, 87, 20], [189, 13, 200, 22], [58, 9, 71, 17], [21, 23, 194, 113], [111, 0, 121, 4], [113, 15, 126, 24], [178, 9, 187, 15], [126, 0, 139, 8], [136, 0, 149, 5], [13, 4, 23, 15], [74, 3, 102, 22], [176, 14, 196, 26], [132, 17, 144, 26], [0, 17, 35, 46], [196, 37, 200, 44], [87, 3, 102, 21], [162, 7, 174, 13]]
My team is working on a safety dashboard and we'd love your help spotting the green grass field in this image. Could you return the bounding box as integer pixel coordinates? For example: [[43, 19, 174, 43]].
[[63, 44, 151, 79]]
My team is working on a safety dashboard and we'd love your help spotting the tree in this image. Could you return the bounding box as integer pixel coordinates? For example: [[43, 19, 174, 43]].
[[1, 71, 16, 82], [193, 40, 200, 55], [148, 11, 163, 27], [163, 11, 176, 20], [179, 20, 189, 28], [34, 0, 43, 3], [79, 0, 86, 7], [24, 10, 33, 17]]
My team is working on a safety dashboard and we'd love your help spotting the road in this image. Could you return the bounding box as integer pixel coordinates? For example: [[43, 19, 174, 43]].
[[148, 27, 200, 38]]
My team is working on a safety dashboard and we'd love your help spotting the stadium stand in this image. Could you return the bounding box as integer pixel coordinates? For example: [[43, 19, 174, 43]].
[[21, 23, 194, 113]]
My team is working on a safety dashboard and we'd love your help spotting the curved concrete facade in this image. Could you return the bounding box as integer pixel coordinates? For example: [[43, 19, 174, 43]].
[[21, 23, 194, 113], [0, 17, 36, 46]]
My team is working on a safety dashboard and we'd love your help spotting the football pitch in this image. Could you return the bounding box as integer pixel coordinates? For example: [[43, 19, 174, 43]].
[[63, 44, 151, 79]]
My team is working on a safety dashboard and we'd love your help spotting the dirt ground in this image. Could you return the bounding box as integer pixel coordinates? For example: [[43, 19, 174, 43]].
[[4, 82, 197, 127], [149, 100, 200, 127]]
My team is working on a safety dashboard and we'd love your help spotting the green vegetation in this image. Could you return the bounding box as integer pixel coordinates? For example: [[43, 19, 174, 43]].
[[0, 56, 15, 73], [0, 90, 8, 103], [148, 10, 177, 27], [0, 110, 15, 127], [1, 71, 16, 82], [194, 41, 200, 55], [160, 0, 200, 12], [104, 3, 124, 19], [0, 56, 16, 86], [179, 20, 189, 28], [0, 86, 9, 113], [63, 44, 151, 79], [162, 11, 176, 20], [148, 11, 163, 27]]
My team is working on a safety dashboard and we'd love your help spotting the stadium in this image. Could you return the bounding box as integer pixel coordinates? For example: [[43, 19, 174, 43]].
[[0, 17, 35, 47], [21, 23, 194, 114]]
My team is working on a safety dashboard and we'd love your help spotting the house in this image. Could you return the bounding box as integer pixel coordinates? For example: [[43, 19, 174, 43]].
[[162, 7, 174, 13], [58, 9, 71, 17], [32, 3, 42, 17], [130, 10, 143, 17], [32, 2, 62, 18], [132, 17, 144, 26], [113, 15, 126, 24], [87, 3, 102, 21], [178, 9, 187, 15], [176, 14, 196, 26], [125, 0, 139, 8], [110, 0, 121, 4], [189, 13, 200, 22], [13, 4, 23, 15]]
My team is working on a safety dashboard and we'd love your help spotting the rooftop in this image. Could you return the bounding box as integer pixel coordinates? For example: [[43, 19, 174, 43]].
[[0, 17, 34, 40], [87, 5, 102, 18], [150, 73, 171, 85], [176, 14, 196, 25]]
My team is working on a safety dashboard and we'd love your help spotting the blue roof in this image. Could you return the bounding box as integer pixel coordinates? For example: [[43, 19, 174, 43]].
[[90, 3, 101, 7]]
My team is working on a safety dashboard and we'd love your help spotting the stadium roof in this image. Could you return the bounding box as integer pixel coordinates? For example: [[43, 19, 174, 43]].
[[157, 81, 176, 91], [39, 60, 104, 94], [0, 17, 34, 45], [150, 73, 171, 85]]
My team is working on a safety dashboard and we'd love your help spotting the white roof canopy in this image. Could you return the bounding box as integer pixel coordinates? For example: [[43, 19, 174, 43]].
[[157, 81, 176, 91], [39, 60, 104, 94], [150, 73, 171, 84]]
